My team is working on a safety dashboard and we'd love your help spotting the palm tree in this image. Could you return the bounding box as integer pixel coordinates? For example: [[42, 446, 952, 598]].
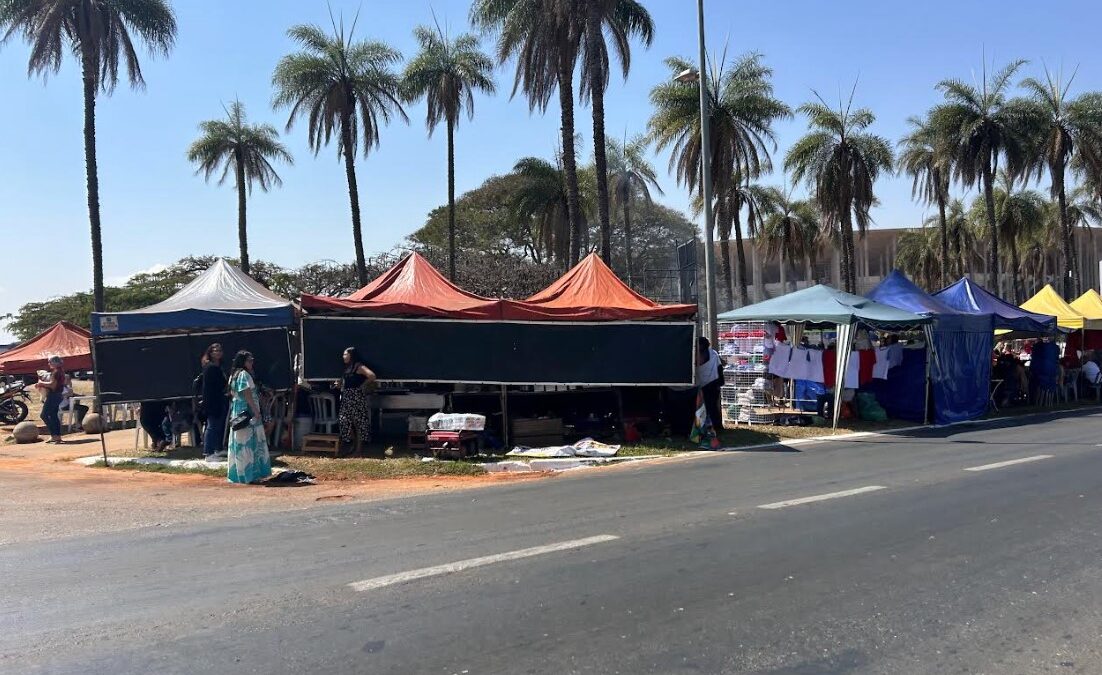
[[607, 134, 662, 286], [402, 23, 496, 281], [512, 156, 571, 264], [931, 59, 1033, 298], [899, 113, 952, 286], [934, 198, 976, 278], [1, 0, 176, 312], [756, 187, 819, 292], [969, 173, 1047, 302], [785, 89, 894, 293], [272, 21, 407, 286], [1019, 68, 1102, 297], [650, 52, 790, 307], [895, 228, 942, 290], [186, 101, 293, 275], [471, 0, 585, 265], [576, 0, 654, 265]]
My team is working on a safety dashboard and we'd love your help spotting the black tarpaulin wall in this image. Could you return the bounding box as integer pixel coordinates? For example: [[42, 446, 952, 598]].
[[302, 317, 694, 385], [95, 327, 294, 403]]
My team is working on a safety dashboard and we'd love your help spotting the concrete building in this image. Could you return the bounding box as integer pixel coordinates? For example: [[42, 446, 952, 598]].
[[706, 227, 1102, 312]]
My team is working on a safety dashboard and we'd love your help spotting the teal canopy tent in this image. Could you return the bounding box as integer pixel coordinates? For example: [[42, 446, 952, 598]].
[[718, 285, 932, 430]]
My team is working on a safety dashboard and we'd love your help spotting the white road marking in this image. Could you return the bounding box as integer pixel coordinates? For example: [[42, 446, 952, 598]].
[[963, 455, 1053, 472], [757, 485, 888, 510], [348, 534, 620, 592]]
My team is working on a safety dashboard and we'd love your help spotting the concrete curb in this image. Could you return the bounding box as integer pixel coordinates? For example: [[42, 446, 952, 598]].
[[713, 405, 1102, 455], [73, 456, 228, 470]]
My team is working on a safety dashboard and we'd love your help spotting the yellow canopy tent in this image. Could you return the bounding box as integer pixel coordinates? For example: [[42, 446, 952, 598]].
[[1020, 284, 1102, 330], [1070, 289, 1102, 321]]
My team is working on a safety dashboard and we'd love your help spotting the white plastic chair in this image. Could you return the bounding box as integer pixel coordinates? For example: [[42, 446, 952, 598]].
[[309, 393, 338, 434]]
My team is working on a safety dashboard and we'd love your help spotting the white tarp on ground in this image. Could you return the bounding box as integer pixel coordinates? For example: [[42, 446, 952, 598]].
[[507, 437, 620, 458]]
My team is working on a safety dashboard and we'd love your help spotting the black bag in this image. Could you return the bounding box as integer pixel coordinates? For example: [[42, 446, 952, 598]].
[[229, 409, 253, 431]]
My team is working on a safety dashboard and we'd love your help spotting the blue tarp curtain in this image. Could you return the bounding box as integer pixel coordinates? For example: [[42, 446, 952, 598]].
[[861, 348, 928, 422], [868, 270, 993, 425]]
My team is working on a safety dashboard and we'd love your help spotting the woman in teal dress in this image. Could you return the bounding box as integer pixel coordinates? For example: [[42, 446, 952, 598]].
[[226, 351, 272, 484]]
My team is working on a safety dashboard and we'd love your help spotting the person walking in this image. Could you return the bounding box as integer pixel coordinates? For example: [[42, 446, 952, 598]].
[[200, 343, 229, 462], [226, 351, 271, 484], [36, 355, 65, 443], [696, 337, 724, 434], [337, 347, 376, 455]]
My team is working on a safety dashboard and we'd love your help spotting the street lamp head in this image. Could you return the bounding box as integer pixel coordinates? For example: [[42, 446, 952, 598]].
[[674, 67, 700, 83]]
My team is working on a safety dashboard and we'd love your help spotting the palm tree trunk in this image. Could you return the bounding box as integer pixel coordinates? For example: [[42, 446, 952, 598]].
[[341, 112, 368, 286], [559, 57, 582, 267], [1055, 166, 1076, 297], [936, 186, 949, 287], [983, 160, 999, 297], [716, 199, 733, 309], [1010, 240, 1022, 304], [447, 120, 457, 281], [732, 205, 750, 306], [82, 51, 105, 313], [585, 8, 612, 264], [234, 148, 250, 274], [779, 249, 787, 293], [623, 199, 634, 287]]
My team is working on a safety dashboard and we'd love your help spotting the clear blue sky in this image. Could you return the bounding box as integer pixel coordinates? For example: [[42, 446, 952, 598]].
[[2, 0, 1100, 342]]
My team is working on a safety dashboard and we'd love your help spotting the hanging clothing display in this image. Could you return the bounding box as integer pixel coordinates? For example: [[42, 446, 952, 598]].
[[769, 343, 793, 378], [872, 347, 891, 380]]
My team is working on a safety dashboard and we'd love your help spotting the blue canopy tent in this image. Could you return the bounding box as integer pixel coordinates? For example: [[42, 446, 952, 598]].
[[868, 270, 994, 425], [89, 260, 296, 403], [933, 277, 1057, 335]]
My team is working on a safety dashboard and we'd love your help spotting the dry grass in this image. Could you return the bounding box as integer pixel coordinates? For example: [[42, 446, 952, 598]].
[[277, 456, 487, 480]]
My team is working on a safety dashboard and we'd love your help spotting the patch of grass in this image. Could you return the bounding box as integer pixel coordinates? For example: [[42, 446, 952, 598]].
[[278, 456, 486, 480], [91, 460, 225, 478], [617, 439, 700, 457]]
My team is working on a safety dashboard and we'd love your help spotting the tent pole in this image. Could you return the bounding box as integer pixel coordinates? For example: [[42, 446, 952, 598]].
[[833, 324, 854, 432], [924, 343, 931, 425], [90, 335, 108, 466], [501, 385, 509, 450]]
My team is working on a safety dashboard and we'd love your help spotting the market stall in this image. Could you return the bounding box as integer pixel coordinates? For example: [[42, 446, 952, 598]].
[[1069, 290, 1102, 351], [933, 278, 1057, 335], [1020, 284, 1102, 363], [300, 253, 696, 386], [717, 284, 932, 430], [90, 259, 295, 403], [868, 270, 993, 424], [0, 321, 92, 375]]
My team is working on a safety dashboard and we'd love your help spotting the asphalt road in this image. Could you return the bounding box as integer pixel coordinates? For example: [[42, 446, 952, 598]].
[[5, 410, 1102, 674]]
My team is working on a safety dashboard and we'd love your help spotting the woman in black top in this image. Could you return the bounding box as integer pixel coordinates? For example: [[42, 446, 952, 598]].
[[338, 347, 376, 454], [201, 343, 229, 460]]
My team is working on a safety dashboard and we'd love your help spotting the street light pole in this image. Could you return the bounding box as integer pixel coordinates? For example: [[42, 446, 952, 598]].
[[695, 0, 719, 345]]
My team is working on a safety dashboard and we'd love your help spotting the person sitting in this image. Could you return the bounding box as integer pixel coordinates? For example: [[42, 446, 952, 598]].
[[139, 400, 170, 452], [1081, 350, 1101, 388]]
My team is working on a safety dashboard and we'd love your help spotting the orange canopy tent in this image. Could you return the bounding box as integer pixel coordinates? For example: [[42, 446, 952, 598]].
[[301, 251, 697, 321], [300, 252, 506, 319], [0, 321, 92, 375], [521, 253, 697, 321]]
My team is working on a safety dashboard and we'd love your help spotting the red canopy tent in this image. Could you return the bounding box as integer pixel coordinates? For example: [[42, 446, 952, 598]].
[[299, 252, 697, 385], [521, 253, 697, 320], [301, 251, 697, 321], [300, 252, 506, 319], [0, 321, 92, 375]]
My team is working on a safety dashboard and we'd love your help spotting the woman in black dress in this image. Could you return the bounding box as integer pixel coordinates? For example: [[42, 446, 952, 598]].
[[338, 347, 376, 454]]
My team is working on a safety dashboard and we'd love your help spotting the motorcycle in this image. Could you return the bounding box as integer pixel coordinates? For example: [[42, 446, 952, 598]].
[[0, 379, 30, 425]]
